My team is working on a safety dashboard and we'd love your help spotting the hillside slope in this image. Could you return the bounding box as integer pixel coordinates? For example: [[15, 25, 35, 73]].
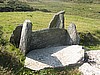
[[19, 0, 100, 3]]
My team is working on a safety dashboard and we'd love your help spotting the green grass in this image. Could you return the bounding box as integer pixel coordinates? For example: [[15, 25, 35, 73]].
[[0, 11, 100, 75], [0, 1, 100, 75], [0, 11, 99, 49], [28, 1, 100, 19]]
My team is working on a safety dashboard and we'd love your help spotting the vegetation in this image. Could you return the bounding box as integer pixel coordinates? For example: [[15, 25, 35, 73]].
[[27, 1, 100, 19], [0, 0, 100, 75], [0, 0, 33, 12], [0, 0, 51, 12], [22, 0, 100, 3]]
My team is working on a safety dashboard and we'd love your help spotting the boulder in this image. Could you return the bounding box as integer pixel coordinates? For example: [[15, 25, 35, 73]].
[[19, 20, 32, 55], [25, 45, 85, 70], [67, 23, 80, 45]]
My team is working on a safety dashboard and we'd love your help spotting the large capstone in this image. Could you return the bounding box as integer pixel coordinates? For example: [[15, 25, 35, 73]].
[[10, 24, 23, 48], [67, 23, 80, 45], [25, 45, 85, 70], [19, 20, 32, 54]]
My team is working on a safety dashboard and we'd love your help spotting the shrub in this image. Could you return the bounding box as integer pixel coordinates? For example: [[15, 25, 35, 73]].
[[0, 26, 7, 45], [7, 0, 33, 11], [39, 9, 51, 12], [76, 0, 93, 3], [0, 1, 4, 3], [0, 0, 34, 12], [0, 6, 14, 12]]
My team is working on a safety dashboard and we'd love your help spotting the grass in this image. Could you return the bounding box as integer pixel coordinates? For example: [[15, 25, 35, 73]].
[[0, 11, 99, 49], [28, 1, 100, 19], [0, 1, 100, 75]]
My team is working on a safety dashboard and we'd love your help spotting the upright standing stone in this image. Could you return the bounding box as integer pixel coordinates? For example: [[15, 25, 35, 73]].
[[58, 11, 65, 28], [19, 20, 32, 55], [10, 24, 23, 48], [48, 11, 65, 28], [67, 23, 80, 45]]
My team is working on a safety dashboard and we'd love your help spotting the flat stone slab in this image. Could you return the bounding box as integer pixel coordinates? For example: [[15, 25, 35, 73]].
[[25, 45, 84, 70], [79, 50, 100, 75], [86, 50, 100, 66], [79, 63, 100, 75]]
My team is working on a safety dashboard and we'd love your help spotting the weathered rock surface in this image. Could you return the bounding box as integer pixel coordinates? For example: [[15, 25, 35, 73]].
[[79, 50, 100, 75], [25, 45, 84, 70], [10, 24, 22, 48], [79, 63, 100, 75], [86, 50, 100, 66], [19, 20, 32, 54], [30, 28, 70, 51], [10, 11, 80, 55], [48, 11, 65, 28], [67, 23, 80, 45]]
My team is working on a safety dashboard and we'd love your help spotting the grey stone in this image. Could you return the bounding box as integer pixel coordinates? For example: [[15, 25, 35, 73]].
[[48, 11, 65, 28], [86, 50, 100, 66], [25, 45, 84, 70], [79, 63, 100, 75], [30, 28, 70, 51], [79, 50, 100, 75], [56, 11, 65, 28], [59, 13, 64, 28], [10, 24, 23, 48], [48, 14, 59, 28], [67, 23, 80, 45], [19, 20, 32, 54]]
